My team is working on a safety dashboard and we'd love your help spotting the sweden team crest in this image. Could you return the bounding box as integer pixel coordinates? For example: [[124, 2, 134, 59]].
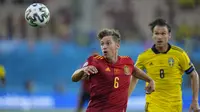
[[124, 65, 130, 75], [168, 57, 174, 67]]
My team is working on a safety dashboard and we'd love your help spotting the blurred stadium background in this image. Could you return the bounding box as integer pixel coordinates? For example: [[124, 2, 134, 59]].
[[0, 0, 200, 112]]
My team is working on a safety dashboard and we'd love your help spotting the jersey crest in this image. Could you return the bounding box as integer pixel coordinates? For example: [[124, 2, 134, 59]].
[[124, 65, 131, 75], [168, 57, 174, 67]]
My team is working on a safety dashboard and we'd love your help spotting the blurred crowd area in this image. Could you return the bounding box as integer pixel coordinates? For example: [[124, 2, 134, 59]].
[[0, 0, 200, 93], [0, 0, 200, 44]]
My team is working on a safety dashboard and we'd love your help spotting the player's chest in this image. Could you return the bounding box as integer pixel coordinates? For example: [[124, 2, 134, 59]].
[[97, 63, 133, 77], [144, 55, 179, 68]]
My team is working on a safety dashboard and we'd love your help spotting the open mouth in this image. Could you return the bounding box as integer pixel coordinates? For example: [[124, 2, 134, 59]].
[[157, 41, 163, 43], [103, 51, 108, 54]]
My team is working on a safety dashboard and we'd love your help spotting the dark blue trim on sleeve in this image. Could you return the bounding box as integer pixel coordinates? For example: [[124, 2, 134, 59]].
[[185, 66, 194, 74]]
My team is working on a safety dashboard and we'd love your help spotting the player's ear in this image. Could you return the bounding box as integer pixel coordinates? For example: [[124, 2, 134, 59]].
[[116, 42, 120, 49], [169, 32, 171, 39]]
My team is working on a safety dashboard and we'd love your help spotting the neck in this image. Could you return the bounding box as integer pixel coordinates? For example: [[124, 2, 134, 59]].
[[106, 53, 118, 64], [106, 56, 118, 64], [155, 44, 169, 53]]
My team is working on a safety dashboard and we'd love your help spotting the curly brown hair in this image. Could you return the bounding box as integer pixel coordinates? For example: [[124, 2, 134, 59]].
[[97, 28, 121, 43]]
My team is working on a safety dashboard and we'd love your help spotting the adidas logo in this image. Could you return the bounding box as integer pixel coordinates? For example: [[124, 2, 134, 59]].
[[105, 67, 111, 72], [149, 62, 153, 66]]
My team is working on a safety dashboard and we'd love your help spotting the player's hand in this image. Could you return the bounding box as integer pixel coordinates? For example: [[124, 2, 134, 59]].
[[145, 79, 155, 94], [82, 65, 98, 76], [189, 100, 200, 112]]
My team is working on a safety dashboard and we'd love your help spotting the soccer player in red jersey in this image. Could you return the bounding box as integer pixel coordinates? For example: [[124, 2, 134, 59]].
[[72, 29, 155, 112]]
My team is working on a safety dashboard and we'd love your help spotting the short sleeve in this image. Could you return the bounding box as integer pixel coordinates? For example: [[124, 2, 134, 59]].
[[128, 57, 134, 66], [126, 57, 135, 74], [180, 51, 194, 74], [82, 56, 95, 68], [135, 55, 145, 70], [0, 65, 5, 78], [82, 61, 89, 68]]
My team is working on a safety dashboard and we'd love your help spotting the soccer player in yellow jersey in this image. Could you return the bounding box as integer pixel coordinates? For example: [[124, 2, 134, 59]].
[[129, 18, 200, 112], [0, 65, 5, 86]]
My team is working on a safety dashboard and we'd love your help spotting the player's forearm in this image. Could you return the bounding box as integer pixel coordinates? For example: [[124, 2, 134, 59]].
[[190, 70, 199, 101], [133, 66, 152, 83], [128, 76, 138, 97], [72, 68, 84, 82]]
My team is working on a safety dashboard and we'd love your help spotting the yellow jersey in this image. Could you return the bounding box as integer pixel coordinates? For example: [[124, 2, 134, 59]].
[[135, 44, 194, 104], [0, 65, 5, 78]]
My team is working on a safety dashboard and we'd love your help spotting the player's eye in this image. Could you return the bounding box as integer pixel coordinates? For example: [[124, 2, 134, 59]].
[[155, 32, 159, 35], [100, 42, 104, 46], [106, 42, 111, 45], [162, 33, 166, 35]]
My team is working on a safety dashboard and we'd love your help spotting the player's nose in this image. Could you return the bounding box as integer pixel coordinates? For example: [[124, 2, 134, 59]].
[[102, 45, 107, 49], [157, 35, 163, 39]]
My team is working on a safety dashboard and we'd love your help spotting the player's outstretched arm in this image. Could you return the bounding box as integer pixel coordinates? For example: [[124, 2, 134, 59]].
[[71, 68, 85, 82], [189, 70, 200, 112], [128, 76, 138, 97], [132, 66, 155, 93], [71, 66, 98, 82]]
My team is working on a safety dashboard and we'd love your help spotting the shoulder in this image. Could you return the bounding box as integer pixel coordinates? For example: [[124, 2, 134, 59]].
[[87, 54, 104, 62], [93, 55, 104, 60], [120, 56, 132, 60], [120, 56, 134, 64], [120, 56, 131, 59], [171, 45, 185, 53], [139, 48, 152, 55], [137, 48, 152, 59], [84, 55, 103, 67], [170, 45, 189, 58]]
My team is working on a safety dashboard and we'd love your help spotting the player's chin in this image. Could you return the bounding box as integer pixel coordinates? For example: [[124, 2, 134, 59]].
[[103, 55, 108, 58], [156, 43, 164, 47], [103, 53, 108, 57]]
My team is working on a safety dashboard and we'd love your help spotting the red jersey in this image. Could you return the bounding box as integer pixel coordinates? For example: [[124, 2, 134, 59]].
[[82, 80, 90, 93], [83, 55, 134, 112]]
